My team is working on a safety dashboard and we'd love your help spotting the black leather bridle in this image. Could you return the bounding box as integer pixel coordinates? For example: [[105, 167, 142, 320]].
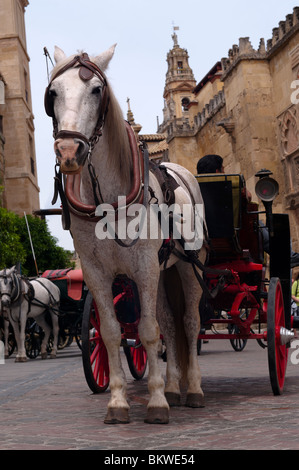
[[44, 52, 109, 153]]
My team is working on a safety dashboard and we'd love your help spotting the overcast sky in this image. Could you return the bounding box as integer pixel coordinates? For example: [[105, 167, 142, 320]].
[[24, 0, 298, 251]]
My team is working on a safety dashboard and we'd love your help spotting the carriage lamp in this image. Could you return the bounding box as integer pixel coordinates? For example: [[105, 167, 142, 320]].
[[255, 169, 279, 237], [255, 169, 279, 203]]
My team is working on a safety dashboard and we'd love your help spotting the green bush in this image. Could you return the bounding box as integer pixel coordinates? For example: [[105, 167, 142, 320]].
[[0, 208, 74, 276]]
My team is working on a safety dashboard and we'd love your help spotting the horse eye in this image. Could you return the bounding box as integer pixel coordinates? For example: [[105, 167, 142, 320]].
[[92, 86, 102, 95]]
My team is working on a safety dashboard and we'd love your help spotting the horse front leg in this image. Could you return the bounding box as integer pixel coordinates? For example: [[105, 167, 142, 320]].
[[4, 318, 10, 358], [138, 285, 169, 424], [93, 290, 130, 424], [10, 308, 27, 362]]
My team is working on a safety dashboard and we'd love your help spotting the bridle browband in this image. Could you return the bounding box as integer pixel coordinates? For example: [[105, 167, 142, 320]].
[[46, 52, 148, 236]]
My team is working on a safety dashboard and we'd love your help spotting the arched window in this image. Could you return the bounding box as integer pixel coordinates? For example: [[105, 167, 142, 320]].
[[181, 97, 190, 111]]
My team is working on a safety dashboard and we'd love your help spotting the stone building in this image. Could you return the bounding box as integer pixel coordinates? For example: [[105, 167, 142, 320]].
[[158, 9, 299, 252], [126, 97, 168, 163], [0, 0, 39, 214]]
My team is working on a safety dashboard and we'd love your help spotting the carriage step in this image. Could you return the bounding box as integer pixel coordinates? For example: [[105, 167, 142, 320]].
[[121, 339, 136, 348]]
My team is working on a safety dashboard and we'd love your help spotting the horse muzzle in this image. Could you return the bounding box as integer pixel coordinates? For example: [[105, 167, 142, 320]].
[[1, 296, 11, 309], [54, 132, 90, 174]]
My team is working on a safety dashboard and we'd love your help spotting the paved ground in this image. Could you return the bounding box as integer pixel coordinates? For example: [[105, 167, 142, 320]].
[[1, 337, 299, 451]]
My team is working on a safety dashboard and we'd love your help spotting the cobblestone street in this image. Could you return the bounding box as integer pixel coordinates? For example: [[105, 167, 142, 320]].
[[1, 338, 299, 451]]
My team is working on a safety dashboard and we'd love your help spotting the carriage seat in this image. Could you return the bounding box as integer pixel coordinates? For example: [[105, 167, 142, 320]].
[[41, 269, 84, 300], [196, 173, 262, 264]]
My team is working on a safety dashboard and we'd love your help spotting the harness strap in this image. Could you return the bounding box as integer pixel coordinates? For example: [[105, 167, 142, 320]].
[[170, 239, 233, 300], [32, 279, 60, 315], [148, 161, 179, 206]]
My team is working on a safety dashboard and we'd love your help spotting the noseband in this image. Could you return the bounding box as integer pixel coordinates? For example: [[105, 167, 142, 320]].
[[44, 52, 109, 150]]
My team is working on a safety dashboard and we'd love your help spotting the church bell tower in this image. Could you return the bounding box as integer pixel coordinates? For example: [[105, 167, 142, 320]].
[[159, 27, 196, 133], [0, 0, 40, 214]]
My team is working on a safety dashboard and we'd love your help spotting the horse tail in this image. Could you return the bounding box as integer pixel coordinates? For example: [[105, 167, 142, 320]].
[[163, 265, 189, 386]]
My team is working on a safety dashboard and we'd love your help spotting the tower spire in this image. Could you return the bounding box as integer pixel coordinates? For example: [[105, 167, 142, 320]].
[[172, 25, 179, 47]]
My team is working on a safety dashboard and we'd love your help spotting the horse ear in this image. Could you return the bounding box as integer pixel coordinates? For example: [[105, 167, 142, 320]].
[[94, 44, 117, 71], [54, 46, 67, 64]]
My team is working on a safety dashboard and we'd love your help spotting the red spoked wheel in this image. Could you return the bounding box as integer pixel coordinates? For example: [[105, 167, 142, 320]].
[[123, 341, 147, 380], [82, 293, 109, 393], [267, 277, 288, 395]]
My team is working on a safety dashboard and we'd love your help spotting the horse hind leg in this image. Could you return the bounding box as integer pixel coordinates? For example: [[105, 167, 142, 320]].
[[175, 260, 205, 408], [157, 269, 182, 407], [48, 309, 59, 358], [35, 314, 52, 359]]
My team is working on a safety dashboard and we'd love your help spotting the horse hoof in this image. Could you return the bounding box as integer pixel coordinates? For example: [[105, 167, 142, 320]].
[[185, 393, 205, 408], [144, 407, 169, 424], [41, 353, 47, 360], [104, 408, 130, 424], [50, 354, 57, 359], [165, 392, 181, 407], [15, 356, 27, 363], [5, 354, 9, 359]]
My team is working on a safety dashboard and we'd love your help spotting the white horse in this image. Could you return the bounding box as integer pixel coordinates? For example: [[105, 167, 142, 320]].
[[45, 45, 207, 424], [0, 266, 60, 362]]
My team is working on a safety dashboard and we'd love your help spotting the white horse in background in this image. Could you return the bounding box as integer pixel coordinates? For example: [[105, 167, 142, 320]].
[[0, 266, 60, 362], [45, 45, 207, 424]]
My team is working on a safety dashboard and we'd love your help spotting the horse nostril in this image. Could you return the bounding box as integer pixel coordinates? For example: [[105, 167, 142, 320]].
[[75, 139, 89, 160], [55, 148, 62, 159]]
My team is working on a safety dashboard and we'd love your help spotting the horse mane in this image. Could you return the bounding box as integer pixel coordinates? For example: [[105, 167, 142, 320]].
[[103, 81, 132, 184], [51, 52, 132, 185]]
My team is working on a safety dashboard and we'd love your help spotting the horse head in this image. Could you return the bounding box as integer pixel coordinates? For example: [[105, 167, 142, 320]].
[[45, 45, 116, 174], [0, 266, 17, 310]]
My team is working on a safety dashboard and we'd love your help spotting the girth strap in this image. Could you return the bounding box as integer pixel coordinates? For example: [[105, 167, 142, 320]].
[[149, 161, 179, 206]]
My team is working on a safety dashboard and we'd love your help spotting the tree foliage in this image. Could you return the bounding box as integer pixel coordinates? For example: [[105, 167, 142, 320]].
[[0, 208, 74, 276]]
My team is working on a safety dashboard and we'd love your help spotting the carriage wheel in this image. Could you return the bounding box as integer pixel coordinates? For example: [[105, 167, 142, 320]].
[[74, 317, 82, 350], [81, 293, 109, 393], [25, 320, 41, 359], [123, 341, 147, 380], [228, 323, 247, 352], [7, 330, 16, 357], [267, 277, 288, 396]]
